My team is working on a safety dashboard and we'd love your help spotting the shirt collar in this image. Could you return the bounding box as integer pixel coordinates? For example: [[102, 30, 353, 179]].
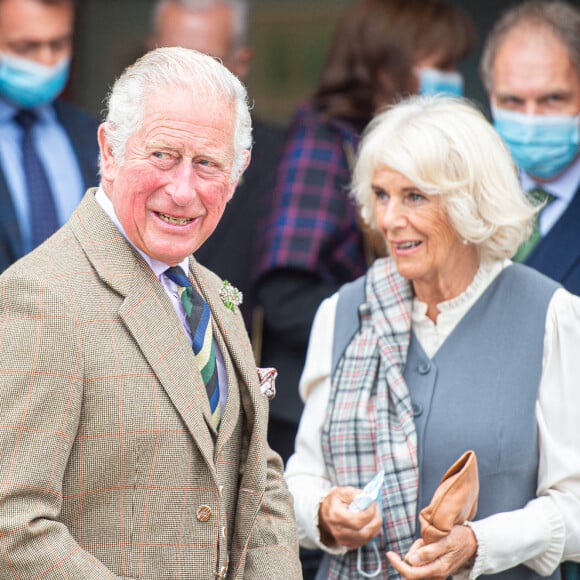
[[0, 98, 57, 124], [520, 155, 580, 203], [94, 186, 190, 280]]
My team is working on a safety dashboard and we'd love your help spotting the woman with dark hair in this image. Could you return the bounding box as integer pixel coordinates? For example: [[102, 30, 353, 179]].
[[253, 0, 475, 464]]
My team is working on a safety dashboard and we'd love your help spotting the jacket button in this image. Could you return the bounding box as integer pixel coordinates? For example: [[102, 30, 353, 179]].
[[196, 505, 212, 522], [412, 402, 423, 417], [418, 362, 431, 375]]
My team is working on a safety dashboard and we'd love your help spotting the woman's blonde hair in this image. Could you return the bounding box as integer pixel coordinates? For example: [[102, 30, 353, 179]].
[[352, 95, 537, 261]]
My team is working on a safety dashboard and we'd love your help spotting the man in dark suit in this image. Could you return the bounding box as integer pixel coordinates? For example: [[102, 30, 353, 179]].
[[149, 0, 286, 330], [481, 0, 580, 295], [0, 0, 99, 272]]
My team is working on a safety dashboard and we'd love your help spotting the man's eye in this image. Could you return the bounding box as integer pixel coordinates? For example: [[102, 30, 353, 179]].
[[197, 159, 215, 167], [151, 151, 177, 167]]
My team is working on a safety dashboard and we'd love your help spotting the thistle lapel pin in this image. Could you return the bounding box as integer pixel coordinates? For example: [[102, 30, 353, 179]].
[[219, 280, 243, 312]]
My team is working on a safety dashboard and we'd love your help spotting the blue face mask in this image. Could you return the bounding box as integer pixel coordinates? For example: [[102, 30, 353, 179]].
[[492, 106, 580, 179], [417, 68, 464, 97], [0, 52, 70, 109]]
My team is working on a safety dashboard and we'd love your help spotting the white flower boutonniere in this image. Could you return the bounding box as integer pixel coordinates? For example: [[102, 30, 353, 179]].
[[219, 280, 243, 312]]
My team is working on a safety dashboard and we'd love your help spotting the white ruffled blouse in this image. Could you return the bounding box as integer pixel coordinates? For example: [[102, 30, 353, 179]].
[[284, 259, 580, 578]]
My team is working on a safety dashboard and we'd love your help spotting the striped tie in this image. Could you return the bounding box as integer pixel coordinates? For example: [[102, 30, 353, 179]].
[[165, 266, 221, 429]]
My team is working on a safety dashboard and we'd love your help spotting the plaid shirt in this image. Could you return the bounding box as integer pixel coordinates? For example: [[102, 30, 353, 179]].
[[255, 102, 367, 285]]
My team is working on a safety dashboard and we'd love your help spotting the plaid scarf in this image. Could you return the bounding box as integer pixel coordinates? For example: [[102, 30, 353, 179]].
[[321, 258, 419, 579]]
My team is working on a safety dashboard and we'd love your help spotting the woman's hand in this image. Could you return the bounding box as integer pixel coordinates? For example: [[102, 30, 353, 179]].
[[318, 486, 383, 550], [386, 524, 477, 580]]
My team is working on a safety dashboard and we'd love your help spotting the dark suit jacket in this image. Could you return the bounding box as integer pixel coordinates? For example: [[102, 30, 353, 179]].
[[194, 116, 286, 330], [0, 99, 100, 273], [526, 182, 580, 295]]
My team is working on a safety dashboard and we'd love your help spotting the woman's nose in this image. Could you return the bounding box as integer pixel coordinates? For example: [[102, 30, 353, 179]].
[[378, 199, 405, 230]]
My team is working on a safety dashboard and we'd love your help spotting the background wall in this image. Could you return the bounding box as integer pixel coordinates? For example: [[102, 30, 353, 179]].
[[69, 0, 534, 124]]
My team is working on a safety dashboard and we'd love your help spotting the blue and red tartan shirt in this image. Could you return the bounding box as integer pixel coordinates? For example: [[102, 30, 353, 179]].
[[255, 102, 368, 286]]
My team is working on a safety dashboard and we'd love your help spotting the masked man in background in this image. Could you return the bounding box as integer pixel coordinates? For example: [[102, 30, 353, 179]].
[[481, 0, 580, 293], [0, 0, 99, 272]]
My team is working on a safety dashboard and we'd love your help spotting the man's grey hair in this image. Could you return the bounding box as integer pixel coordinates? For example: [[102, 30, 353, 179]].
[[480, 0, 580, 92], [151, 0, 249, 50], [102, 46, 252, 181]]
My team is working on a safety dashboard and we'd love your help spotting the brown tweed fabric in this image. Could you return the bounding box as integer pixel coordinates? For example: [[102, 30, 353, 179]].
[[0, 189, 301, 579]]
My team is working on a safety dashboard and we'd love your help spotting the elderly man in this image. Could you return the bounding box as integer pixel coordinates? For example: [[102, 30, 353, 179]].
[[481, 0, 580, 293], [0, 47, 301, 579], [0, 0, 99, 272]]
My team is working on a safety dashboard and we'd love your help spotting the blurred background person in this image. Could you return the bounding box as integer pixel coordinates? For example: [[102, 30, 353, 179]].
[[481, 0, 580, 294], [285, 94, 580, 580], [0, 0, 99, 273], [253, 0, 475, 466], [148, 0, 287, 332]]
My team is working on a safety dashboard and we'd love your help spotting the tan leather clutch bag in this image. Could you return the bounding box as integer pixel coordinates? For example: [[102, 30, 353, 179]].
[[419, 450, 479, 544]]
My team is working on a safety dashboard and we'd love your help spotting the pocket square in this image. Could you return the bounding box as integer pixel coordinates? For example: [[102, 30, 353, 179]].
[[419, 450, 479, 544], [256, 367, 277, 400]]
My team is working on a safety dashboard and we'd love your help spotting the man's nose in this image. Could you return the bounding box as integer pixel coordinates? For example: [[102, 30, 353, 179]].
[[167, 163, 197, 206]]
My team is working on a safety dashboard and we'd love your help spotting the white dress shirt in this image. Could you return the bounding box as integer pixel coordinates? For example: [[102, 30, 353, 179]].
[[285, 259, 580, 578]]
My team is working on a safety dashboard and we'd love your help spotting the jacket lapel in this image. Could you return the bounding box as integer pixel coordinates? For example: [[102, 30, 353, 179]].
[[527, 182, 580, 284], [69, 190, 217, 471]]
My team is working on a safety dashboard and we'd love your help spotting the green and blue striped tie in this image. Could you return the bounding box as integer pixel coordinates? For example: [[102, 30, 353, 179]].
[[165, 266, 221, 429]]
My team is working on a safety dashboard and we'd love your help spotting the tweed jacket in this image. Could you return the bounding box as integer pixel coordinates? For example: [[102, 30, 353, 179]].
[[0, 100, 100, 273], [0, 190, 301, 579]]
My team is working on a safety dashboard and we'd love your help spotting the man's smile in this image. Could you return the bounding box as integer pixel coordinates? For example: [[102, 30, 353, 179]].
[[156, 211, 194, 225]]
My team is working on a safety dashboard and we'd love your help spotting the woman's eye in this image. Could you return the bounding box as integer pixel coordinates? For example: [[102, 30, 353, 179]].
[[373, 188, 388, 201], [409, 192, 426, 203]]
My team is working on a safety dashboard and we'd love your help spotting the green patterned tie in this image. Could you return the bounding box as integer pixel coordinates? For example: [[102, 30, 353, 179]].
[[512, 187, 555, 263], [165, 266, 221, 429]]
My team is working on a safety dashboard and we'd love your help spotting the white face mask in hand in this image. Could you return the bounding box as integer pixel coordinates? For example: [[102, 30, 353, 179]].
[[349, 470, 384, 578]]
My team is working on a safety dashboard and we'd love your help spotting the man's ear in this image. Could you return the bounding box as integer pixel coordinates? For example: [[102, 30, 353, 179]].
[[97, 123, 117, 182], [227, 149, 251, 201]]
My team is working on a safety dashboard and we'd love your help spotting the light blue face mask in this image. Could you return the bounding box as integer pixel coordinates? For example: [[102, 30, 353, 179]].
[[0, 52, 70, 109], [418, 68, 464, 97], [492, 106, 580, 179]]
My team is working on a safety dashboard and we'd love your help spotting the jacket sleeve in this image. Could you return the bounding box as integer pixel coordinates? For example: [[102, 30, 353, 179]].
[[0, 274, 124, 579], [242, 444, 304, 579]]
